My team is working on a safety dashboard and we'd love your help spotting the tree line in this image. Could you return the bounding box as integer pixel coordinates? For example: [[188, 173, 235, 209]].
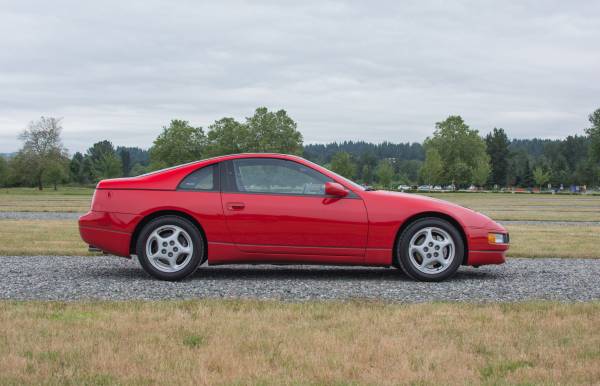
[[1, 107, 599, 190]]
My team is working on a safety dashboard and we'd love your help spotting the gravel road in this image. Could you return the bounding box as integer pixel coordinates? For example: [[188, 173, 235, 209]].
[[0, 256, 598, 302]]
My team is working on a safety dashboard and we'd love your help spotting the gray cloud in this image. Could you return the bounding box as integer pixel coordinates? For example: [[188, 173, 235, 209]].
[[1, 0, 599, 153]]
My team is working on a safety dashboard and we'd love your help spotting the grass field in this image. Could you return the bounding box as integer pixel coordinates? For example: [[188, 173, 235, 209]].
[[505, 224, 599, 259], [0, 300, 598, 385], [1, 187, 599, 258], [0, 220, 92, 256], [0, 219, 598, 258], [425, 192, 600, 222], [0, 187, 93, 213], [1, 187, 600, 258], [2, 187, 600, 221], [1, 189, 598, 386]]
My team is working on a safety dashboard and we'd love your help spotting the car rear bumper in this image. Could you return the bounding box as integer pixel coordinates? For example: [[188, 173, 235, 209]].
[[78, 211, 141, 257]]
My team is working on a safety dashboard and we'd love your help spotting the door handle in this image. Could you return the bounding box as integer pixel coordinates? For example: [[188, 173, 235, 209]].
[[226, 202, 245, 211]]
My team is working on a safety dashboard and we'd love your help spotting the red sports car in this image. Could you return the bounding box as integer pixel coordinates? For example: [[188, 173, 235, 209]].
[[79, 153, 508, 281]]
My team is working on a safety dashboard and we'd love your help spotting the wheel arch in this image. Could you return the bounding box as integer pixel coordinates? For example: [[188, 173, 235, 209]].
[[393, 211, 469, 265], [130, 210, 208, 261]]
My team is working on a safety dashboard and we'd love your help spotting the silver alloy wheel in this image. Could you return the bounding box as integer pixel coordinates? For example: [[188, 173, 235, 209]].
[[145, 225, 194, 273], [408, 226, 455, 274]]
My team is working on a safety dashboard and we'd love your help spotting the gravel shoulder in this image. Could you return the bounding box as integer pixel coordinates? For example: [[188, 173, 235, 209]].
[[0, 212, 83, 220], [0, 256, 598, 302]]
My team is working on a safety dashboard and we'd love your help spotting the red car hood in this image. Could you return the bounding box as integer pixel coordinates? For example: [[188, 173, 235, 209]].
[[363, 190, 504, 231]]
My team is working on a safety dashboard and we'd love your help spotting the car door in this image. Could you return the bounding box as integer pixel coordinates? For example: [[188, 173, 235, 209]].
[[220, 158, 368, 263]]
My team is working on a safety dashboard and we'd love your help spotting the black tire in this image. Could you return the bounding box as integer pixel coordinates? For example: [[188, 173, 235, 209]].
[[136, 215, 204, 281], [395, 217, 464, 282]]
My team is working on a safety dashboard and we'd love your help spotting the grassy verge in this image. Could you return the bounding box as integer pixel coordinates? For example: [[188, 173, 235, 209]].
[[1, 220, 598, 259], [506, 224, 600, 259], [0, 300, 598, 385], [3, 188, 600, 222], [0, 220, 91, 256], [0, 187, 94, 195], [0, 187, 92, 212], [426, 192, 600, 222]]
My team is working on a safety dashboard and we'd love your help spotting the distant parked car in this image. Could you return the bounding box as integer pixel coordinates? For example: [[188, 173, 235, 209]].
[[433, 185, 443, 191], [397, 185, 411, 191], [417, 185, 431, 191], [445, 184, 456, 191], [79, 153, 509, 282]]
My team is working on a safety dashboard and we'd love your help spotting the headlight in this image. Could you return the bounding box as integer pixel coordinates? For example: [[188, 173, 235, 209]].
[[488, 232, 509, 244]]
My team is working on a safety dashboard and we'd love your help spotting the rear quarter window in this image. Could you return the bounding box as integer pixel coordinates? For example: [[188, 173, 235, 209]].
[[178, 164, 217, 191]]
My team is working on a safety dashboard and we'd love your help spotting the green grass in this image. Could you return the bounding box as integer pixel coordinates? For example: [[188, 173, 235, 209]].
[[424, 192, 600, 221], [0, 186, 94, 195], [2, 187, 600, 222], [0, 187, 92, 212], [507, 224, 600, 258], [1, 188, 599, 258]]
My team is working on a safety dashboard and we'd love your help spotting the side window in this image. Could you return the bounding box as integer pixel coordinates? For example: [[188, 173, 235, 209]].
[[178, 164, 216, 191], [232, 158, 332, 195]]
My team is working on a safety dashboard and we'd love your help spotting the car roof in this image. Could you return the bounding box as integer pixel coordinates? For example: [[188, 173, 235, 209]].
[[96, 153, 308, 190]]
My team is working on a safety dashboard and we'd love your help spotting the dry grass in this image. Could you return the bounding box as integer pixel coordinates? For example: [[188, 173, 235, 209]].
[[3, 187, 600, 222], [0, 220, 91, 256], [1, 219, 598, 259], [506, 224, 600, 259], [1, 190, 598, 259], [0, 187, 92, 213], [0, 300, 598, 385], [425, 192, 600, 222]]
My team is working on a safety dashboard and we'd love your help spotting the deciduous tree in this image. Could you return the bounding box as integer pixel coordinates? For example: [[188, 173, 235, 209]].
[[244, 107, 303, 155], [376, 159, 395, 188], [533, 166, 551, 190], [423, 116, 489, 187], [149, 120, 206, 168], [45, 157, 70, 190], [472, 154, 492, 187], [205, 117, 249, 157], [330, 151, 356, 179], [419, 148, 443, 186], [16, 117, 68, 190]]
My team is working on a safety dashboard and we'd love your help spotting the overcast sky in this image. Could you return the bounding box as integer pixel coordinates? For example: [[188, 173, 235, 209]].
[[1, 0, 599, 154]]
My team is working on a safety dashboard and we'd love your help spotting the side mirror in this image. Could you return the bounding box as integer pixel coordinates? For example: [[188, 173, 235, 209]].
[[325, 182, 348, 197]]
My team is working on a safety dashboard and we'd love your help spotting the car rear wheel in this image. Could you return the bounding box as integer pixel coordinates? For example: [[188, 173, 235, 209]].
[[136, 216, 204, 280], [396, 217, 464, 282]]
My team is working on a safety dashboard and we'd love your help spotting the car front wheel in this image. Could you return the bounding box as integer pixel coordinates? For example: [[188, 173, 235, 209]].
[[396, 217, 464, 282], [136, 216, 204, 281]]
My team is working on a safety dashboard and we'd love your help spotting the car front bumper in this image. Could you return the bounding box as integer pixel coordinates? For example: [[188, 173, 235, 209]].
[[465, 224, 509, 266]]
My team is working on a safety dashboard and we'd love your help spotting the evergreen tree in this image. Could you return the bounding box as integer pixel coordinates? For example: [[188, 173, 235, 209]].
[[485, 128, 510, 186]]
